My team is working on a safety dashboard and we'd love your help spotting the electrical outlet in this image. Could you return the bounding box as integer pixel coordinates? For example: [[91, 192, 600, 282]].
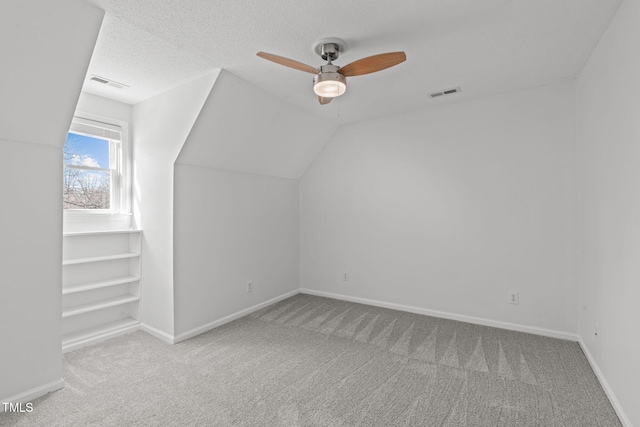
[[594, 323, 599, 337], [508, 291, 519, 305], [343, 273, 349, 281], [247, 281, 253, 293]]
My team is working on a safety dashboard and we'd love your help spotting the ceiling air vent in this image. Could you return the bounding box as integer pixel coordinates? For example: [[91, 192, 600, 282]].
[[429, 87, 460, 98], [89, 75, 129, 89]]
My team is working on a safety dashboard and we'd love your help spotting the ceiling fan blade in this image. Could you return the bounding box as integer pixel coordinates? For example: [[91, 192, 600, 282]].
[[339, 52, 406, 77], [256, 52, 318, 74], [318, 96, 333, 105]]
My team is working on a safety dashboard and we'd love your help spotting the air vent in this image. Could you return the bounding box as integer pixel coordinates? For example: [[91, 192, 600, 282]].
[[89, 75, 129, 89], [429, 87, 460, 98]]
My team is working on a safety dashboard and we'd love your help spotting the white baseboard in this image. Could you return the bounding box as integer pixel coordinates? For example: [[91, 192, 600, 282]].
[[577, 337, 632, 427], [299, 288, 579, 341], [140, 323, 176, 345], [173, 290, 300, 344], [63, 322, 141, 354], [0, 378, 64, 411]]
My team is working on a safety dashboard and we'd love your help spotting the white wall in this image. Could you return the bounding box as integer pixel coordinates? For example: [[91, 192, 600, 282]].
[[300, 82, 578, 334], [0, 0, 103, 402], [132, 72, 218, 338], [75, 92, 132, 124], [576, 0, 640, 424], [0, 142, 64, 401], [172, 71, 320, 337], [173, 166, 299, 336]]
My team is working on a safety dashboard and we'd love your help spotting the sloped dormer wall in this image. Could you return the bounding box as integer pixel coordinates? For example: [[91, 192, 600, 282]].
[[0, 0, 104, 403], [132, 72, 219, 341], [172, 70, 336, 339]]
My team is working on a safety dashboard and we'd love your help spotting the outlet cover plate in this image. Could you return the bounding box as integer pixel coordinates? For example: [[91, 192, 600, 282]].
[[508, 291, 519, 305]]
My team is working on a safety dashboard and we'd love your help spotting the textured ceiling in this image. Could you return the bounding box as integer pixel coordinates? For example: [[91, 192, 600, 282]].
[[83, 0, 621, 125]]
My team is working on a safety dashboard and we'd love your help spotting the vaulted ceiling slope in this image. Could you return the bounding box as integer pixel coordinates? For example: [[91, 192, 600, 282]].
[[1, 0, 103, 147], [85, 0, 621, 125], [176, 70, 337, 180]]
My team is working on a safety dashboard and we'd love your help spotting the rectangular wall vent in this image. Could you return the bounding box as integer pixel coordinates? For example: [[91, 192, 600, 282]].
[[89, 75, 129, 89], [429, 87, 461, 98]]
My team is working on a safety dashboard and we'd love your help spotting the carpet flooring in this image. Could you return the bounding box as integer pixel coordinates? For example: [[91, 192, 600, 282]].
[[1, 294, 621, 426]]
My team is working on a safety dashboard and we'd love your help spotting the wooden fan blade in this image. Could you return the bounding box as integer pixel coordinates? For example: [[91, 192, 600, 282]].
[[339, 52, 406, 77], [318, 96, 333, 105], [256, 52, 318, 74]]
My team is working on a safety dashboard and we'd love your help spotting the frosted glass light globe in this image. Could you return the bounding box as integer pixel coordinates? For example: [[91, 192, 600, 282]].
[[313, 72, 346, 98]]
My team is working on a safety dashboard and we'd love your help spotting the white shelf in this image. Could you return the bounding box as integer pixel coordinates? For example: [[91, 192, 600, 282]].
[[63, 276, 139, 295], [62, 318, 140, 353], [63, 252, 140, 265], [62, 295, 140, 318], [63, 229, 141, 237], [62, 229, 141, 352]]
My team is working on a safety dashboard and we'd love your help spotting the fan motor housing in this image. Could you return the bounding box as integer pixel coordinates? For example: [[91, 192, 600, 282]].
[[320, 43, 340, 61]]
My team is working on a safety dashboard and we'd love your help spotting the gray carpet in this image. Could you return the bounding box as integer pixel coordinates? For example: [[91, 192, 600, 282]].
[[1, 294, 621, 426]]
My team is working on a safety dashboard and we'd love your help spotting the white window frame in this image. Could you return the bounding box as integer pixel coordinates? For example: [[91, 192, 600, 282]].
[[63, 113, 131, 217]]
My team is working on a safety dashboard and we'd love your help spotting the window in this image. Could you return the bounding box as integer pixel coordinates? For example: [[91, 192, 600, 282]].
[[63, 116, 126, 212]]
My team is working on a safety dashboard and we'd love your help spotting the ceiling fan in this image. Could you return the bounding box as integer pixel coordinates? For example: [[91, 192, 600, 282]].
[[257, 38, 406, 105]]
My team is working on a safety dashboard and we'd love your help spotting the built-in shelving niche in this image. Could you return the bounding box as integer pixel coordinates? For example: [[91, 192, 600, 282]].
[[62, 230, 141, 353]]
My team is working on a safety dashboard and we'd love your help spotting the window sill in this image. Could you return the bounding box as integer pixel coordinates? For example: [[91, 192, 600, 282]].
[[64, 210, 132, 216], [63, 211, 134, 233]]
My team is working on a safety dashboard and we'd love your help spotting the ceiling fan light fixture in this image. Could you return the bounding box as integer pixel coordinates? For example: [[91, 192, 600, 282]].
[[257, 43, 405, 105], [313, 72, 346, 98]]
